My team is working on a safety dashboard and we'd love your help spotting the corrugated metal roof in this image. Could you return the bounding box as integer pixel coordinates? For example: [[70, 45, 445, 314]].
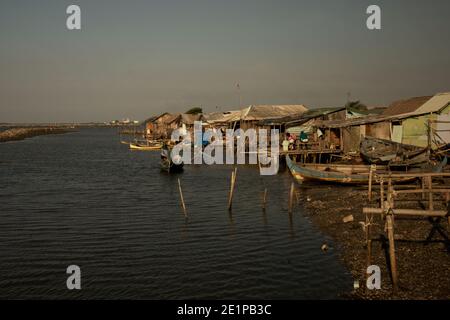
[[413, 92, 450, 115]]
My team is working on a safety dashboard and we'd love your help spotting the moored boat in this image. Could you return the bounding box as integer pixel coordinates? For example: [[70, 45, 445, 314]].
[[129, 141, 163, 150], [360, 136, 427, 165], [285, 155, 445, 185], [160, 144, 184, 173]]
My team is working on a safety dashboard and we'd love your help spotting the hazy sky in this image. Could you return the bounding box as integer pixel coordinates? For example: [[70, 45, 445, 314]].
[[1, 0, 449, 122]]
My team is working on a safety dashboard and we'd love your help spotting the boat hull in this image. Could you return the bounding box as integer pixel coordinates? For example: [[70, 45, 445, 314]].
[[360, 136, 427, 165], [285, 156, 424, 185], [130, 143, 162, 150]]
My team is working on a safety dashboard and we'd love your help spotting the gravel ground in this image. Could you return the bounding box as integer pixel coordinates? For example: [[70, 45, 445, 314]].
[[297, 183, 450, 300]]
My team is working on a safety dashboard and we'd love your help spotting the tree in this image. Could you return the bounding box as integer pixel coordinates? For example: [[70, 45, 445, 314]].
[[185, 107, 203, 114], [345, 100, 367, 111]]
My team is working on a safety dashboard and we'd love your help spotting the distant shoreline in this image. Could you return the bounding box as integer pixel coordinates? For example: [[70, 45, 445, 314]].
[[0, 126, 74, 143]]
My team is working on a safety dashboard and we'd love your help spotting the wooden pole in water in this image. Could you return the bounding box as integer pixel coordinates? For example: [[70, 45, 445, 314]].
[[177, 178, 187, 218], [262, 188, 268, 210], [288, 182, 295, 213], [228, 167, 237, 211]]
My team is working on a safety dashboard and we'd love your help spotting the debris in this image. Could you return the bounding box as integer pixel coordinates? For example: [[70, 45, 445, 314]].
[[343, 215, 354, 223]]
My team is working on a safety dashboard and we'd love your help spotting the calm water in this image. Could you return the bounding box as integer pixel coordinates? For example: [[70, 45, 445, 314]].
[[0, 128, 351, 299]]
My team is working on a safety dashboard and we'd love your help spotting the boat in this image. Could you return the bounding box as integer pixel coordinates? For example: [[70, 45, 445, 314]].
[[285, 155, 446, 185], [129, 141, 163, 151], [160, 144, 184, 173], [360, 136, 428, 165]]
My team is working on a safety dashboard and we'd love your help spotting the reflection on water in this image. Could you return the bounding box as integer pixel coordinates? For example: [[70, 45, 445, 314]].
[[0, 128, 351, 299]]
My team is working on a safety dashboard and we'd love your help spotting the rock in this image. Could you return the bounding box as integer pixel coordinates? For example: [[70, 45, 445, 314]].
[[343, 215, 354, 223]]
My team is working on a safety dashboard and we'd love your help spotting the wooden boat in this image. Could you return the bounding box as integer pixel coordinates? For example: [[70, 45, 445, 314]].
[[285, 156, 446, 185], [129, 141, 163, 151], [160, 145, 184, 173], [360, 136, 427, 165]]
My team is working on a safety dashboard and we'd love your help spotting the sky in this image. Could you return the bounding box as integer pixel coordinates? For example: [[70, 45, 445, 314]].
[[0, 0, 449, 123]]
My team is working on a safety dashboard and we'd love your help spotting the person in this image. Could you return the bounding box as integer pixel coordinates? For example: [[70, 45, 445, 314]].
[[282, 139, 290, 152], [300, 131, 308, 143]]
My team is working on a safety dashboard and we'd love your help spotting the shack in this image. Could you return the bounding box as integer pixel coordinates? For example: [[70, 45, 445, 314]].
[[239, 105, 308, 131], [143, 113, 181, 139], [310, 92, 450, 153]]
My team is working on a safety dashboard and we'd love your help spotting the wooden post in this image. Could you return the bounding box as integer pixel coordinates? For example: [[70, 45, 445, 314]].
[[386, 213, 398, 290], [422, 177, 426, 200], [262, 188, 268, 210], [388, 175, 394, 209], [380, 178, 385, 210], [368, 164, 376, 202], [366, 212, 372, 267], [288, 182, 295, 213], [427, 119, 432, 160], [427, 175, 433, 210], [177, 178, 187, 218], [446, 192, 449, 233], [228, 167, 237, 211]]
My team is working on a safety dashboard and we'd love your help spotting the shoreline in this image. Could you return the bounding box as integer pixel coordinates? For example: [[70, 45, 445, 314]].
[[298, 184, 449, 299], [0, 127, 74, 143]]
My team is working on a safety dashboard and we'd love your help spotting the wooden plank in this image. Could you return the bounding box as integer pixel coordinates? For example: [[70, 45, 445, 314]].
[[363, 208, 447, 217]]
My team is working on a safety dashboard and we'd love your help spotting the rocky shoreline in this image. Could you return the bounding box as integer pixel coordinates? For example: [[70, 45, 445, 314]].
[[298, 184, 449, 300], [0, 127, 72, 143]]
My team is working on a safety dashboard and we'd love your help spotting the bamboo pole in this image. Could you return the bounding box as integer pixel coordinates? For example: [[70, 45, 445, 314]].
[[262, 188, 268, 210], [366, 212, 372, 267], [363, 208, 447, 217], [177, 178, 187, 218], [368, 164, 375, 201], [427, 176, 434, 210], [446, 192, 450, 233], [422, 177, 426, 200], [288, 182, 295, 214], [228, 167, 237, 211], [386, 213, 398, 290]]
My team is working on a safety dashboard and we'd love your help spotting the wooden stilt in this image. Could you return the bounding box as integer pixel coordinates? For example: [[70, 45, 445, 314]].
[[366, 212, 372, 267], [228, 167, 237, 211], [380, 179, 385, 210], [177, 178, 187, 218], [427, 176, 434, 210], [422, 177, 426, 200], [262, 188, 268, 210], [368, 165, 376, 202], [386, 213, 398, 290], [446, 192, 450, 233], [288, 182, 295, 214]]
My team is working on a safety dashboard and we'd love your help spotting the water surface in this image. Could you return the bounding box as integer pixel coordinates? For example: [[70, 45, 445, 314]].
[[0, 128, 351, 299]]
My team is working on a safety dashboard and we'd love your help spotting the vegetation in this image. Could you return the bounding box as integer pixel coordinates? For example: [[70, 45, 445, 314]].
[[345, 100, 367, 111], [185, 107, 203, 114]]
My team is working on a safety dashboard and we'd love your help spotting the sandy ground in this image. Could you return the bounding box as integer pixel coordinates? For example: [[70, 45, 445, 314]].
[[297, 183, 450, 300]]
